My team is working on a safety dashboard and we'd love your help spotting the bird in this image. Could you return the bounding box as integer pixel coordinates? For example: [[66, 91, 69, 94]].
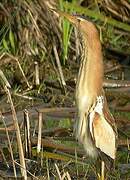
[[56, 11, 117, 161]]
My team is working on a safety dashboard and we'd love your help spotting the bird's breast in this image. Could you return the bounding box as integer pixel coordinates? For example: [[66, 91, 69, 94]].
[[76, 94, 88, 112]]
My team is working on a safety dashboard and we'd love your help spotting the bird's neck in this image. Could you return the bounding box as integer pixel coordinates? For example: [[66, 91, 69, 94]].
[[77, 33, 104, 99], [83, 32, 103, 65]]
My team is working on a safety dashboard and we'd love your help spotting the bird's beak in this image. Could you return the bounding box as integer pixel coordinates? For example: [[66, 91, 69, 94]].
[[52, 9, 79, 26]]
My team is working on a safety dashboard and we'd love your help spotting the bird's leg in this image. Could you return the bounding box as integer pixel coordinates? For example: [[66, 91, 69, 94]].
[[96, 153, 116, 179], [96, 159, 106, 180], [101, 161, 105, 180]]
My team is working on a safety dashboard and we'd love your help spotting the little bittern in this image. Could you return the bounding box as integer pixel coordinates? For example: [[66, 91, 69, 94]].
[[57, 11, 117, 160]]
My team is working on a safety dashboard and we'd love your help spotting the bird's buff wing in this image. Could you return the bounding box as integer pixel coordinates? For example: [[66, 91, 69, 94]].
[[89, 111, 116, 159]]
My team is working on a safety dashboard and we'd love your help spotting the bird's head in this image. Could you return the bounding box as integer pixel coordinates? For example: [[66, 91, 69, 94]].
[[54, 10, 98, 36]]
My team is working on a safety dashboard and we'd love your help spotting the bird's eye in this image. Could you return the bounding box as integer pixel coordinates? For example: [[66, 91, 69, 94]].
[[77, 17, 84, 22], [77, 18, 81, 22]]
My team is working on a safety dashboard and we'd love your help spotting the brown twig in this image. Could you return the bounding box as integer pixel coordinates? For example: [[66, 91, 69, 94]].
[[3, 85, 27, 179], [37, 112, 43, 153], [0, 53, 32, 89], [34, 61, 40, 86], [53, 42, 66, 93], [2, 116, 17, 178], [105, 65, 121, 73], [32, 137, 84, 155], [24, 109, 32, 158], [104, 79, 130, 88], [118, 139, 130, 146]]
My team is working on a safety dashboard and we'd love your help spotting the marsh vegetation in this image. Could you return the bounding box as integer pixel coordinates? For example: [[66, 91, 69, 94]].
[[0, 0, 130, 179]]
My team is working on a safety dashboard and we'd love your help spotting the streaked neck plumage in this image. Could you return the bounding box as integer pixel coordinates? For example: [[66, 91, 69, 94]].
[[76, 24, 104, 111]]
